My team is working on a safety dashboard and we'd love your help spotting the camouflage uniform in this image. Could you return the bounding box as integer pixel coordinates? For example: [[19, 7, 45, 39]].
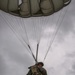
[[27, 65, 47, 75]]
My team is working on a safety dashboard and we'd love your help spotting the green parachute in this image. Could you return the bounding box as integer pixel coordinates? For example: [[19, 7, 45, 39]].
[[0, 0, 71, 17], [0, 0, 71, 63]]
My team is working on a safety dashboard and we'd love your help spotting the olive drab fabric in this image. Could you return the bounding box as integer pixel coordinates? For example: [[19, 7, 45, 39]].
[[19, 0, 30, 17], [19, 0, 40, 17], [0, 0, 18, 12], [0, 0, 71, 17], [40, 0, 54, 15], [52, 0, 64, 11]]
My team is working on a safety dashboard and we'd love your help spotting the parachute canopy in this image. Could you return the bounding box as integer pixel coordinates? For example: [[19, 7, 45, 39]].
[[0, 0, 71, 17]]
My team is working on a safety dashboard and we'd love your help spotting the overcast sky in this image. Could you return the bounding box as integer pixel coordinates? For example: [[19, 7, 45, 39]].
[[0, 0, 75, 75]]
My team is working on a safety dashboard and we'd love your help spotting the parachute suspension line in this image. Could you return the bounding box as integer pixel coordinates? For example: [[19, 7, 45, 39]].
[[20, 18, 30, 45], [43, 15, 62, 61], [35, 17, 46, 62], [32, 18, 37, 42], [31, 18, 44, 52], [0, 14, 36, 62], [35, 16, 53, 62], [31, 17, 47, 62], [43, 6, 69, 61], [31, 18, 39, 63], [7, 16, 29, 49], [20, 18, 32, 48], [9, 16, 36, 62], [34, 16, 54, 62], [24, 18, 38, 61], [18, 18, 27, 43], [10, 17, 37, 62], [36, 17, 49, 44], [35, 18, 41, 43], [45, 11, 62, 53], [9, 17, 30, 50], [28, 45, 37, 62], [20, 18, 37, 62], [45, 15, 55, 52], [14, 17, 28, 45], [15, 18, 34, 55], [33, 17, 46, 61], [0, 14, 30, 53], [43, 13, 62, 61], [32, 17, 42, 43]]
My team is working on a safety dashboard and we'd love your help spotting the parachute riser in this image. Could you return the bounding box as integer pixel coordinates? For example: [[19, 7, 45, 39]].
[[36, 43, 39, 63]]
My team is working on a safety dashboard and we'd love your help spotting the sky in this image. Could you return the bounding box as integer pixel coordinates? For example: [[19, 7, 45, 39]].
[[0, 0, 75, 75]]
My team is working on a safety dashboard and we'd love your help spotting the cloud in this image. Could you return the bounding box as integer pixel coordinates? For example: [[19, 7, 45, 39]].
[[0, 55, 7, 75]]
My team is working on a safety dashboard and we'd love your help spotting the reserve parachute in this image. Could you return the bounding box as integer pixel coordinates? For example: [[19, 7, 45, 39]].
[[0, 0, 71, 17]]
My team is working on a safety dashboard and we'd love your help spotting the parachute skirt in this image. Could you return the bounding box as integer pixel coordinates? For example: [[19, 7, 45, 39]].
[[0, 0, 71, 18]]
